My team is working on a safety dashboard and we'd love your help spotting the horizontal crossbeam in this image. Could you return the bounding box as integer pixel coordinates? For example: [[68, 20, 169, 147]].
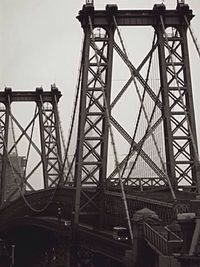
[[78, 6, 193, 27], [0, 88, 62, 103]]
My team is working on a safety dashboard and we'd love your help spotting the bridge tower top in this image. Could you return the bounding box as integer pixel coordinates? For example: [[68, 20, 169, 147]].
[[77, 2, 194, 27]]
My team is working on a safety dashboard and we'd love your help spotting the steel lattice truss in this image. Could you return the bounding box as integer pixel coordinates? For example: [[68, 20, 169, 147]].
[[37, 90, 63, 188], [157, 25, 198, 190], [0, 104, 9, 203], [74, 26, 115, 222], [0, 88, 63, 204], [73, 3, 199, 224]]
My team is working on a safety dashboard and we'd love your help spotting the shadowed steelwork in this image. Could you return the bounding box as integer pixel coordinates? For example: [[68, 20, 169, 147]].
[[0, 2, 200, 267]]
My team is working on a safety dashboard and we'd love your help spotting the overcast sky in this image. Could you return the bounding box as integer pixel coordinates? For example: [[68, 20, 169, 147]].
[[0, 0, 200, 147]]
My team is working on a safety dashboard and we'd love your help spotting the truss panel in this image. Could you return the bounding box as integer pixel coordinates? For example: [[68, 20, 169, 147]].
[[0, 88, 63, 204], [156, 22, 198, 190], [74, 3, 198, 225], [74, 22, 115, 224]]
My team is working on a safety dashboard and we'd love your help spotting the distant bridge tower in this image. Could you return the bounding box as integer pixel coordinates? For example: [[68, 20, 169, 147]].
[[74, 2, 199, 225], [0, 87, 63, 204]]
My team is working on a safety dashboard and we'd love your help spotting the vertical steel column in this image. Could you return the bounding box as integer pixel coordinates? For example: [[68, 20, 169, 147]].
[[51, 86, 64, 184], [37, 87, 63, 188], [156, 25, 177, 189], [37, 88, 49, 189], [180, 25, 199, 188], [0, 102, 10, 204], [74, 4, 115, 225], [155, 4, 198, 190], [74, 27, 90, 226]]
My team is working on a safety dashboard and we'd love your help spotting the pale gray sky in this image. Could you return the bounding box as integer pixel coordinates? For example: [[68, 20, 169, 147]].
[[0, 0, 200, 146]]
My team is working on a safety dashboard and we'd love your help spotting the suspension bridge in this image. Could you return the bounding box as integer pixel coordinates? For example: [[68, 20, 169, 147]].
[[0, 0, 200, 266]]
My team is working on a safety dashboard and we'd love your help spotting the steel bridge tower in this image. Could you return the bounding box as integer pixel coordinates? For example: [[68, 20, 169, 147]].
[[0, 2, 200, 266], [0, 87, 63, 204], [74, 1, 199, 226]]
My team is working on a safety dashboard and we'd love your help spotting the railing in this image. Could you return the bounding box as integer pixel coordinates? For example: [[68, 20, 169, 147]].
[[104, 191, 176, 225], [144, 223, 183, 255]]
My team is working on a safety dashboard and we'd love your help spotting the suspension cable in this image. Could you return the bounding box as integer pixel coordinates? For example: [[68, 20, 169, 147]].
[[113, 16, 177, 201], [184, 15, 200, 58], [88, 16, 134, 246], [62, 37, 85, 183], [160, 15, 200, 194]]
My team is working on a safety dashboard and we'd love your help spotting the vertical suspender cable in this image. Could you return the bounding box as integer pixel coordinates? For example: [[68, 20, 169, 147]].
[[127, 89, 162, 182]]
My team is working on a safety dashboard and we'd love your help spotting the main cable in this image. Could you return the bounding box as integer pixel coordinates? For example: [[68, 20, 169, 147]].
[[62, 36, 85, 184]]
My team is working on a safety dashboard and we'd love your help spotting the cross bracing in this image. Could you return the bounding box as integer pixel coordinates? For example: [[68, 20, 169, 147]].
[[0, 2, 200, 263], [0, 4, 199, 222], [0, 87, 64, 206], [67, 3, 200, 227]]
